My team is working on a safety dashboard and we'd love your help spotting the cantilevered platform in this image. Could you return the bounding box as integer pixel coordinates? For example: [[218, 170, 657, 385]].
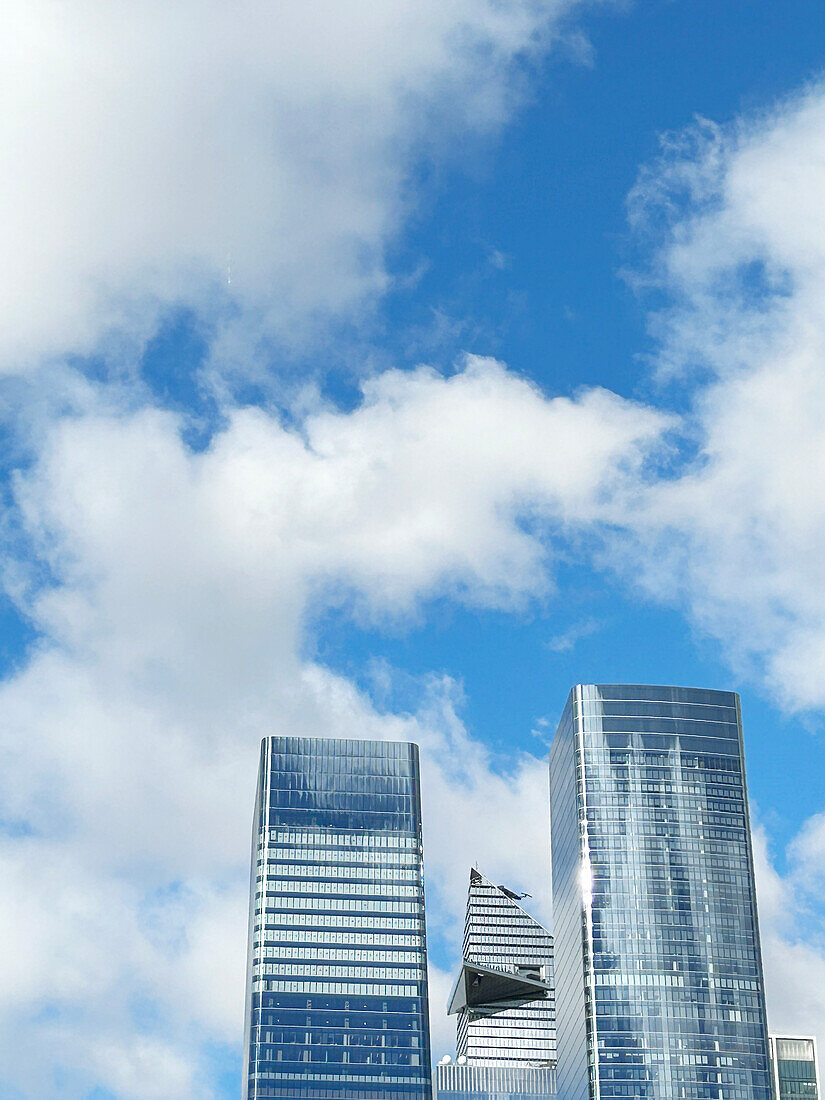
[[447, 959, 552, 1018]]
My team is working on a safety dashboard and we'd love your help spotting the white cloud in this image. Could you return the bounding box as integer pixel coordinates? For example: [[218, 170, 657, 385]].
[[546, 615, 603, 652], [0, 839, 215, 1097], [752, 826, 825, 1058], [427, 963, 458, 1061], [0, 357, 662, 1095], [613, 83, 825, 712], [0, 0, 600, 372]]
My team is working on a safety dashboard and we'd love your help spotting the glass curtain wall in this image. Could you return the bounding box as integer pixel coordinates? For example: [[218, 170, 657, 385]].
[[436, 868, 556, 1099], [243, 736, 432, 1100], [549, 685, 772, 1100], [457, 869, 555, 1067], [771, 1036, 820, 1100]]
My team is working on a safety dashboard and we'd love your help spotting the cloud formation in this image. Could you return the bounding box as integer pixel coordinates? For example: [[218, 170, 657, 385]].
[[620, 83, 825, 711], [1, 0, 594, 371]]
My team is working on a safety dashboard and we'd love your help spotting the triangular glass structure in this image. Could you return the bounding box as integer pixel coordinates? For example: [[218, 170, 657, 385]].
[[448, 867, 555, 1064]]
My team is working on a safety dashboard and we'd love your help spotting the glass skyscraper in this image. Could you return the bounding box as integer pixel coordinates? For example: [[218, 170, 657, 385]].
[[436, 868, 556, 1099], [771, 1036, 820, 1099], [243, 736, 433, 1100], [549, 684, 772, 1100]]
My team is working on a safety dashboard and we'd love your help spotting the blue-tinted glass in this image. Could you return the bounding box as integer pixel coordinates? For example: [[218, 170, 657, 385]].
[[550, 685, 772, 1100], [243, 736, 432, 1100]]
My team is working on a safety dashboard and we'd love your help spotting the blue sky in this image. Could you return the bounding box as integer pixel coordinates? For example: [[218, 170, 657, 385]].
[[3, 1, 825, 1096]]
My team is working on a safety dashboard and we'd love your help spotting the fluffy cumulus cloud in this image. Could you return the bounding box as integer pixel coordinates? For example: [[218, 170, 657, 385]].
[[0, 0, 597, 371], [622, 83, 825, 713], [0, 358, 664, 1096]]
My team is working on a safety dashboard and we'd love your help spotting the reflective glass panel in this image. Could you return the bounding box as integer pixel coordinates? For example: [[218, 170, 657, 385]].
[[550, 685, 772, 1100], [243, 737, 432, 1100]]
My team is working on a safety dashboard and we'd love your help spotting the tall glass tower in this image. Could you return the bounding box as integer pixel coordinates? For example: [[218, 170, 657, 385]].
[[243, 736, 433, 1100], [549, 685, 772, 1100], [770, 1036, 821, 1100], [436, 868, 556, 1099]]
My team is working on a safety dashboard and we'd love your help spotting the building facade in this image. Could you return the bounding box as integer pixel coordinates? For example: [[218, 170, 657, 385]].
[[435, 1062, 556, 1100], [549, 684, 772, 1100], [771, 1036, 820, 1100], [436, 868, 556, 1099], [243, 736, 432, 1100]]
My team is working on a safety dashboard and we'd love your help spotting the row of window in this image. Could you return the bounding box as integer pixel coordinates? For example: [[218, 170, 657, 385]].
[[466, 1035, 554, 1048], [467, 1014, 555, 1029], [251, 980, 421, 996], [587, 806, 745, 821], [580, 827, 748, 840], [586, 794, 745, 811], [591, 1089, 762, 1099], [590, 854, 748, 871], [267, 811, 420, 832], [253, 1030, 421, 1047], [587, 778, 741, 792], [592, 1004, 765, 1022], [260, 847, 420, 865], [257, 947, 424, 963], [594, 986, 762, 1008], [584, 754, 742, 773], [591, 872, 751, 891], [252, 1048, 422, 1066], [248, 1089, 428, 1099], [255, 915, 422, 931], [590, 885, 746, 902], [585, 826, 747, 842], [268, 774, 415, 792], [579, 716, 738, 737], [592, 918, 748, 936], [266, 738, 415, 756], [465, 911, 548, 925], [574, 696, 736, 719], [256, 872, 420, 892], [466, 928, 550, 942], [248, 1069, 430, 1083], [591, 1033, 768, 1050], [268, 791, 415, 810], [467, 1035, 555, 1047], [251, 1000, 423, 1018], [260, 878, 420, 897], [255, 930, 423, 947], [254, 963, 426, 980], [582, 762, 741, 780], [267, 828, 420, 849], [257, 896, 422, 914]]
